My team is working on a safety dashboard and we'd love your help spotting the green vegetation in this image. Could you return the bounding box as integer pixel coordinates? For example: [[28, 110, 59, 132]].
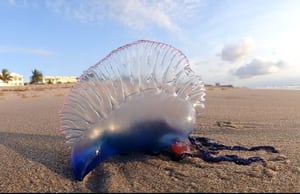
[[30, 69, 43, 84], [47, 79, 53, 84], [0, 68, 13, 83]]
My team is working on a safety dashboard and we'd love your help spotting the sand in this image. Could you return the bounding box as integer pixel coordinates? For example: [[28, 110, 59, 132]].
[[0, 85, 299, 193]]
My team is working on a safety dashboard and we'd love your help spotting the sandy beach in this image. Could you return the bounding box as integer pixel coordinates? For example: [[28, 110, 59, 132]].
[[0, 84, 299, 193]]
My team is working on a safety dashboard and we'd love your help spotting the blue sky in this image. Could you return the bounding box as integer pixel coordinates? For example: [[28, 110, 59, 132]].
[[0, 0, 300, 87]]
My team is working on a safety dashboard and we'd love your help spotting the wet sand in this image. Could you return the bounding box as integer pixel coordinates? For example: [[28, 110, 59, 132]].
[[0, 85, 299, 192]]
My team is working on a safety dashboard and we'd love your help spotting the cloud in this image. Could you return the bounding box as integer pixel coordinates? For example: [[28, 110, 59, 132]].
[[8, 0, 16, 5], [233, 59, 287, 78], [0, 46, 54, 56], [221, 38, 255, 62], [43, 0, 202, 32]]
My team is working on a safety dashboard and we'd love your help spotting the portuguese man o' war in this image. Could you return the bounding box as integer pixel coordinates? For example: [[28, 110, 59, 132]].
[[60, 40, 205, 181], [59, 40, 278, 181]]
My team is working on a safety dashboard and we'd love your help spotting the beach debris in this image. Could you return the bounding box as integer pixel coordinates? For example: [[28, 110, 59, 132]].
[[59, 40, 205, 181], [215, 120, 240, 130]]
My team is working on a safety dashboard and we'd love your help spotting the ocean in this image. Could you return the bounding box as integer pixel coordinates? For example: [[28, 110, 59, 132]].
[[253, 83, 300, 90]]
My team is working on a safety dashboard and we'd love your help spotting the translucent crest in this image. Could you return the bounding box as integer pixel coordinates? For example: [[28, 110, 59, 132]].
[[60, 40, 205, 144]]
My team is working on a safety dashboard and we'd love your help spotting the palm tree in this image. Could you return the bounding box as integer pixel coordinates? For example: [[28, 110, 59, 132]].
[[30, 69, 43, 84], [0, 68, 13, 83]]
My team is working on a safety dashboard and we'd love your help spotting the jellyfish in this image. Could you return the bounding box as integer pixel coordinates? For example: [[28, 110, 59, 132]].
[[59, 40, 278, 181], [59, 40, 205, 181]]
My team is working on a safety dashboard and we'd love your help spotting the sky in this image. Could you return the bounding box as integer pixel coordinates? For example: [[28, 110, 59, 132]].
[[0, 0, 300, 88]]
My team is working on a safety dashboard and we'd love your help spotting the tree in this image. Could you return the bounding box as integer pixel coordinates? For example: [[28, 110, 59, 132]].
[[30, 69, 43, 84], [47, 79, 53, 84], [0, 68, 13, 83]]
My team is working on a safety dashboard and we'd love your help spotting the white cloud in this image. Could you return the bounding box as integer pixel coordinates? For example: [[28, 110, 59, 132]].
[[233, 59, 287, 78], [8, 0, 16, 5], [0, 46, 54, 56], [43, 0, 202, 32], [221, 38, 255, 62], [189, 56, 235, 85]]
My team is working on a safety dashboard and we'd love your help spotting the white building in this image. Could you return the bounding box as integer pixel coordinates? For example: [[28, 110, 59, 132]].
[[0, 72, 24, 86], [0, 80, 5, 86], [42, 76, 78, 84]]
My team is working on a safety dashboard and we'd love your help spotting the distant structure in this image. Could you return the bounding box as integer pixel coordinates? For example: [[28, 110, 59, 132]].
[[42, 76, 78, 84], [0, 72, 24, 86]]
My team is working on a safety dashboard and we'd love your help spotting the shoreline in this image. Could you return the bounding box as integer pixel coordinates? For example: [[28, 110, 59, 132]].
[[1, 83, 300, 92]]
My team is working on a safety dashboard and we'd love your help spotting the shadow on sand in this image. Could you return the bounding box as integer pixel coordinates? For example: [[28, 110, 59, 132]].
[[83, 153, 158, 192], [0, 131, 169, 192], [0, 131, 74, 180]]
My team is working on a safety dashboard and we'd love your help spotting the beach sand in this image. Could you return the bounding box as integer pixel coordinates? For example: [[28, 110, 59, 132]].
[[0, 85, 299, 192]]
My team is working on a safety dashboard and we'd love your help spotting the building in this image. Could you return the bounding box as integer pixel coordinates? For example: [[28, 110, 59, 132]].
[[0, 72, 24, 86], [42, 76, 78, 84]]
